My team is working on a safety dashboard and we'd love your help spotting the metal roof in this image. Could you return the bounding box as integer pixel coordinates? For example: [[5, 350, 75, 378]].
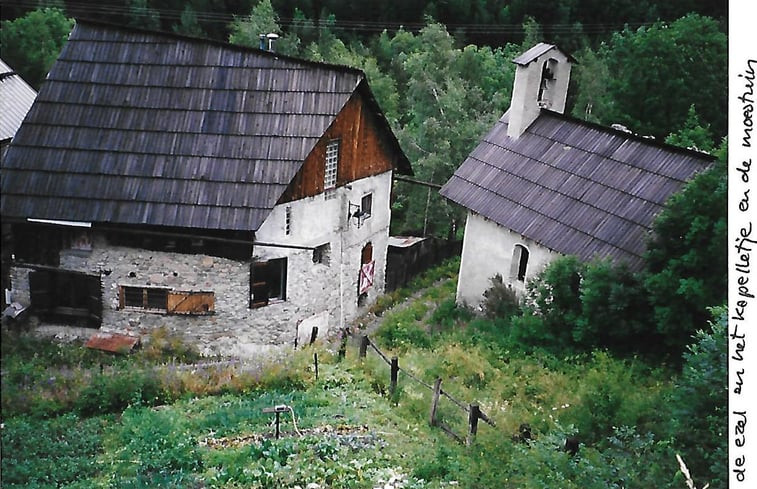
[[0, 58, 37, 142], [1, 21, 409, 231], [440, 110, 713, 270]]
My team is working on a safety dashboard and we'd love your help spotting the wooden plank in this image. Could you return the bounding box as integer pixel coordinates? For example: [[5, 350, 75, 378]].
[[167, 291, 214, 315]]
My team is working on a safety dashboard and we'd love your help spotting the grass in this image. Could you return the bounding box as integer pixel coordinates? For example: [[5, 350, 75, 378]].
[[1, 259, 699, 488]]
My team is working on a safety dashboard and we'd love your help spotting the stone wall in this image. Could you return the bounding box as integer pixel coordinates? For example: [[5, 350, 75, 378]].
[[7, 172, 394, 357]]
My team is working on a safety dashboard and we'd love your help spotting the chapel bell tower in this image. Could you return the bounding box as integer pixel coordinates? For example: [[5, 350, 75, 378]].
[[507, 43, 574, 139]]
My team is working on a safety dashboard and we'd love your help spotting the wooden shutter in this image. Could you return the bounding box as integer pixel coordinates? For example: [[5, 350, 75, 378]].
[[167, 291, 214, 315], [29, 271, 53, 312], [86, 275, 103, 328]]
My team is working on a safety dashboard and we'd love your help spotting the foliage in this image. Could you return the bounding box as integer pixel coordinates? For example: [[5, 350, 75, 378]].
[[0, 7, 74, 88], [172, 4, 205, 37], [228, 0, 280, 47], [669, 306, 727, 489], [481, 274, 521, 319], [375, 301, 432, 351], [102, 405, 203, 487], [599, 14, 727, 138], [665, 104, 716, 153], [1, 413, 109, 489], [507, 256, 655, 355], [644, 144, 727, 352], [127, 0, 161, 31]]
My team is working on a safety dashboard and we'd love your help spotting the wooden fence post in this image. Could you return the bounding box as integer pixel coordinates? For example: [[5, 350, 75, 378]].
[[313, 352, 319, 381], [337, 329, 348, 360], [390, 356, 399, 395], [467, 403, 480, 446], [430, 378, 442, 426], [309, 326, 319, 345], [359, 335, 369, 359]]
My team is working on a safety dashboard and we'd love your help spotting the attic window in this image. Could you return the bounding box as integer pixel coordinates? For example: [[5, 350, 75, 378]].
[[324, 139, 340, 189], [285, 206, 292, 236], [251, 258, 287, 308], [510, 244, 529, 282]]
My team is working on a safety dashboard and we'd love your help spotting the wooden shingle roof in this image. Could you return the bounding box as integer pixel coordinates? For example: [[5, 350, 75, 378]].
[[1, 21, 408, 231], [440, 110, 713, 270]]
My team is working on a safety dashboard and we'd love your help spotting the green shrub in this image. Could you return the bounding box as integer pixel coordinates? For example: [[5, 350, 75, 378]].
[[1, 413, 108, 488], [481, 274, 521, 319], [75, 369, 167, 416], [101, 405, 202, 487], [669, 306, 727, 488]]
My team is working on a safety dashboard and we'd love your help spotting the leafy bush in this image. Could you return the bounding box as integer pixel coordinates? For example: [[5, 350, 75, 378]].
[[375, 303, 432, 350], [101, 405, 203, 488], [481, 274, 521, 319], [74, 369, 167, 416], [668, 306, 727, 488], [511, 256, 654, 355], [1, 413, 108, 488]]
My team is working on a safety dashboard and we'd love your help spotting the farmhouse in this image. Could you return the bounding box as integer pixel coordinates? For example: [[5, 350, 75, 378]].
[[440, 43, 714, 307], [0, 21, 412, 355]]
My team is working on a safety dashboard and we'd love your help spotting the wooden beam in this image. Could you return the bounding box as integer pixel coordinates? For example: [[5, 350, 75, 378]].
[[393, 175, 443, 189]]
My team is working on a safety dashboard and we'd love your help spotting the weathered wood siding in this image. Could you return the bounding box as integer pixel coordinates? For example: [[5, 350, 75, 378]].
[[279, 91, 397, 202]]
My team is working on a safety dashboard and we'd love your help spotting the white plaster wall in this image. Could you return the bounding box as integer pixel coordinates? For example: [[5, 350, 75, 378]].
[[508, 48, 572, 138], [456, 212, 559, 309], [256, 170, 392, 329]]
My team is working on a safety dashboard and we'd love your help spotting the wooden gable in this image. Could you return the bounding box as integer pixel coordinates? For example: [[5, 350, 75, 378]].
[[279, 88, 402, 203]]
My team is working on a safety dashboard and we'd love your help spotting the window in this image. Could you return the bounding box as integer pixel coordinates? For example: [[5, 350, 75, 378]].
[[251, 258, 287, 308], [285, 206, 292, 236], [361, 193, 372, 219], [29, 270, 102, 328], [324, 139, 339, 189], [313, 243, 331, 265], [510, 244, 529, 281], [119, 286, 214, 314], [120, 286, 169, 311]]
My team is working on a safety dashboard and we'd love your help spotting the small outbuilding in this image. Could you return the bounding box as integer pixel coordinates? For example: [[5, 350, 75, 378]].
[[440, 43, 714, 307]]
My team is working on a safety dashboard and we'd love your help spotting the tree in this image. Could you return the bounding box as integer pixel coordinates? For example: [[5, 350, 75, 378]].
[[600, 14, 726, 139], [664, 104, 715, 154], [644, 142, 726, 352], [228, 0, 281, 48], [172, 5, 205, 37], [669, 306, 727, 489], [0, 7, 74, 89], [128, 0, 161, 31]]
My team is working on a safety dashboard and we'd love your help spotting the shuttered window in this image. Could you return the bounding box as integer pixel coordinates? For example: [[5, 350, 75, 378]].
[[119, 286, 213, 315]]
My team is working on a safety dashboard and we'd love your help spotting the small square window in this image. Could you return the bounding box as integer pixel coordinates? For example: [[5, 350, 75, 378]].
[[361, 193, 372, 219], [313, 243, 331, 265]]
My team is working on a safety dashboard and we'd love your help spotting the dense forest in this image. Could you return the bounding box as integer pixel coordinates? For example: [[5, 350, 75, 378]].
[[1, 1, 729, 487]]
